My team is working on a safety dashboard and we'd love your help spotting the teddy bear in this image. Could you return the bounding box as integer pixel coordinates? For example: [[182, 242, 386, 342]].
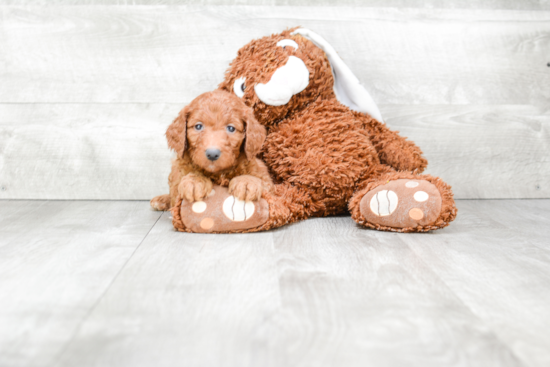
[[167, 27, 457, 233]]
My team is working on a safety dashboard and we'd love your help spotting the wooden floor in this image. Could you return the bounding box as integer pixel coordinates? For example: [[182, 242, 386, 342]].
[[0, 199, 549, 367]]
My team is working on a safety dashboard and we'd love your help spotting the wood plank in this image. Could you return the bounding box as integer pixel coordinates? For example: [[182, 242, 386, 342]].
[[3, 0, 550, 10], [269, 217, 523, 367], [1, 103, 548, 200], [55, 213, 283, 367], [0, 200, 161, 367], [400, 199, 550, 367], [55, 214, 523, 367], [0, 103, 180, 200], [0, 6, 549, 105], [2, 199, 550, 366], [384, 104, 550, 199]]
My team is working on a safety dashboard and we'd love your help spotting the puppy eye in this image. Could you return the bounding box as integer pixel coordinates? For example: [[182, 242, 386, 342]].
[[226, 126, 236, 133], [277, 39, 299, 50], [233, 77, 246, 98], [194, 123, 204, 131]]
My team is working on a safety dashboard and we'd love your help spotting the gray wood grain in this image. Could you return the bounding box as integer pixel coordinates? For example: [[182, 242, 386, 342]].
[[1, 5, 549, 200], [0, 200, 161, 367], [4, 0, 550, 10], [2, 199, 550, 366], [55, 212, 525, 367], [384, 104, 550, 199], [1, 103, 548, 200], [400, 199, 550, 367], [0, 6, 548, 106], [269, 217, 524, 367], [56, 212, 283, 367], [0, 103, 180, 200]]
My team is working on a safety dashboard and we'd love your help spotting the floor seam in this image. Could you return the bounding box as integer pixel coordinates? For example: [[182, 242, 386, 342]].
[[48, 210, 164, 367]]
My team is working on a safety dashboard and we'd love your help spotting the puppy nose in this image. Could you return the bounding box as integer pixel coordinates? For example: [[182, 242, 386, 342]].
[[205, 148, 221, 161]]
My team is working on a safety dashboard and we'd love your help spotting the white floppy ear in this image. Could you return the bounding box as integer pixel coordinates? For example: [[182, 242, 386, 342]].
[[291, 28, 384, 123]]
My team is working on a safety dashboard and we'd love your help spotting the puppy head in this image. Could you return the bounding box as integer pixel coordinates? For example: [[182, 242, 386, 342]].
[[218, 27, 335, 126], [166, 90, 266, 173]]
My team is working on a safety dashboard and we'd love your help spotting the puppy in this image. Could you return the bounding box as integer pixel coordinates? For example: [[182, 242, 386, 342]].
[[150, 90, 273, 211]]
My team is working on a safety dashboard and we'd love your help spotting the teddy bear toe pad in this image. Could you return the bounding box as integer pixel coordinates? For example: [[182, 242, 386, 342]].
[[360, 179, 442, 229], [180, 186, 269, 233]]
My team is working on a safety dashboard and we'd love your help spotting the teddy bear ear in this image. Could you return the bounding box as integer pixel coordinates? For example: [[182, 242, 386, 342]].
[[291, 28, 384, 123]]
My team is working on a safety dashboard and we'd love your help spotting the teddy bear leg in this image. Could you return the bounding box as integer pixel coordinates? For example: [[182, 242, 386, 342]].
[[349, 165, 457, 232], [171, 182, 316, 233]]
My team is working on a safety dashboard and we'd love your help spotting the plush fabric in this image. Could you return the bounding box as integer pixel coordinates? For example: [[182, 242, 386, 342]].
[[169, 27, 457, 233]]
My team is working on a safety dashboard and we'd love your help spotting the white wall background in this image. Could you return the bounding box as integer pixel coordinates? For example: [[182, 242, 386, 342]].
[[0, 1, 549, 200]]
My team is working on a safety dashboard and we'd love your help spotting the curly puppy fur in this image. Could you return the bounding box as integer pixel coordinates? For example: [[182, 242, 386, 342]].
[[169, 27, 456, 233], [150, 90, 273, 211]]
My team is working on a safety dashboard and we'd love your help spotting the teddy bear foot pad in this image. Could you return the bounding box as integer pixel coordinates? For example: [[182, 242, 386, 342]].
[[360, 179, 442, 230], [179, 186, 269, 233]]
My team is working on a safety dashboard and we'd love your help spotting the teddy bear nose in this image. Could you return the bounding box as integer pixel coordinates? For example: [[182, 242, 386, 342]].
[[205, 148, 221, 161]]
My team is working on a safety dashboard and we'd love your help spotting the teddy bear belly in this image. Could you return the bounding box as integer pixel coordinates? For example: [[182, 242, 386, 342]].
[[262, 101, 380, 215]]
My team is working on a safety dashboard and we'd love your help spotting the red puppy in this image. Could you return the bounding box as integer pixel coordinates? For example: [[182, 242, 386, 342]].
[[151, 90, 273, 211]]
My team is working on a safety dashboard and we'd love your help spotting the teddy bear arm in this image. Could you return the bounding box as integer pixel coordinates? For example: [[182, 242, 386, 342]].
[[363, 118, 428, 173], [377, 136, 428, 173]]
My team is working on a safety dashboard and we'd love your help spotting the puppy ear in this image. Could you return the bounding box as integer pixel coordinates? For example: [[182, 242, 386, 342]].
[[243, 109, 266, 160], [166, 106, 189, 157]]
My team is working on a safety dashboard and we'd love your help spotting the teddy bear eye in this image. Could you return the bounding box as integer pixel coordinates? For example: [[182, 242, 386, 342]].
[[233, 77, 246, 98], [277, 39, 299, 50]]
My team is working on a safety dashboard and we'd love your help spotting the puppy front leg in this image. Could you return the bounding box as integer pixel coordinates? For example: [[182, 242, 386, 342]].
[[178, 173, 213, 202], [228, 175, 265, 202]]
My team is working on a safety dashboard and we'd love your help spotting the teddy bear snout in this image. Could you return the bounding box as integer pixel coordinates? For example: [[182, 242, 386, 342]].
[[254, 56, 310, 106]]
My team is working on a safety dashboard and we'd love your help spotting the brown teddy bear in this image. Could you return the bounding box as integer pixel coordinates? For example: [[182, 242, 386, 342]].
[[167, 27, 457, 233]]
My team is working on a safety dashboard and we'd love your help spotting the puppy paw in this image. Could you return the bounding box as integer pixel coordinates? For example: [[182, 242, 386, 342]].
[[150, 194, 171, 211], [178, 174, 213, 202], [228, 175, 263, 202]]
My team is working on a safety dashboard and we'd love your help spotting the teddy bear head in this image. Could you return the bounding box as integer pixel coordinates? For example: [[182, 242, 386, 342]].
[[218, 27, 384, 126], [218, 27, 334, 125]]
